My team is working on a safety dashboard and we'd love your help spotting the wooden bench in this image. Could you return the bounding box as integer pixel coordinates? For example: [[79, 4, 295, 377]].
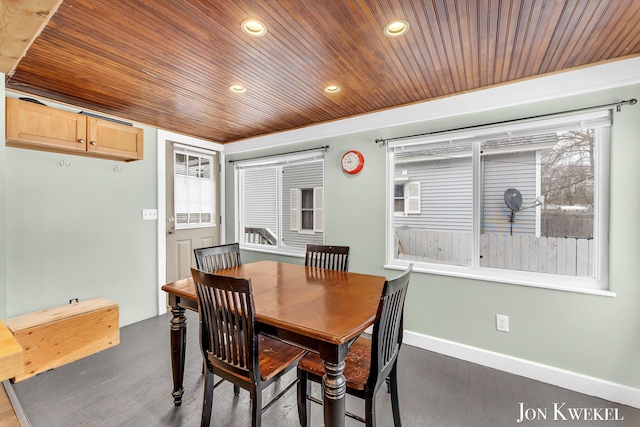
[[7, 298, 119, 382], [0, 320, 23, 382]]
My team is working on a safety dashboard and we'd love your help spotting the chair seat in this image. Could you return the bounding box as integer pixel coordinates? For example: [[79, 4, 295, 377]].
[[298, 336, 371, 391], [258, 335, 307, 381]]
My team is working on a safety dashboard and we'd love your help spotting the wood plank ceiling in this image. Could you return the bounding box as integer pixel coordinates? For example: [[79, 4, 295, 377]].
[[5, 0, 640, 144], [0, 0, 63, 75]]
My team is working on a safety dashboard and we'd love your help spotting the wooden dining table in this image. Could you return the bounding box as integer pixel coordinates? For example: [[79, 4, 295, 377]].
[[161, 260, 387, 427]]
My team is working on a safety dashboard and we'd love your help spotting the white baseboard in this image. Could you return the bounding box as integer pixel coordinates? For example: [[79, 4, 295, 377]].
[[403, 330, 640, 409]]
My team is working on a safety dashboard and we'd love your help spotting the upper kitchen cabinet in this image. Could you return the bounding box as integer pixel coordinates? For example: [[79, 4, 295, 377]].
[[86, 116, 143, 160], [6, 98, 143, 161]]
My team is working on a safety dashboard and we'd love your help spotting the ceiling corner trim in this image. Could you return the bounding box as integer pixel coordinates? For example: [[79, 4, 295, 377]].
[[157, 129, 224, 153]]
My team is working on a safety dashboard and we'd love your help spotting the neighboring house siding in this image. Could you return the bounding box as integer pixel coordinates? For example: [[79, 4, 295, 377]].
[[395, 150, 539, 237], [243, 168, 278, 236], [282, 161, 324, 249], [482, 151, 537, 236], [395, 158, 473, 231]]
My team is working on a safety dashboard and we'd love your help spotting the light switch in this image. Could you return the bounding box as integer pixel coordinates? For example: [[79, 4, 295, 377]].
[[142, 209, 158, 220]]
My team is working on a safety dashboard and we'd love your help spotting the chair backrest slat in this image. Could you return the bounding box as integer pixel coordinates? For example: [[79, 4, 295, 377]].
[[192, 268, 258, 380], [194, 243, 242, 273], [304, 244, 350, 272], [370, 264, 412, 391]]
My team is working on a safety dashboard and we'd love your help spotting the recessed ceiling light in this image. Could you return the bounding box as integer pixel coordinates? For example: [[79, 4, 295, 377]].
[[384, 20, 409, 38], [324, 85, 341, 94], [241, 19, 267, 37], [229, 85, 247, 93]]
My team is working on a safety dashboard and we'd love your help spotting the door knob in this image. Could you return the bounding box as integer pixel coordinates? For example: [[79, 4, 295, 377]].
[[90, 141, 97, 145], [168, 215, 175, 223], [168, 228, 175, 235]]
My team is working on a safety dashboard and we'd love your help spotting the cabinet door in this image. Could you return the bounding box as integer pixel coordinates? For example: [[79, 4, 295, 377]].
[[6, 98, 87, 152], [86, 117, 144, 161]]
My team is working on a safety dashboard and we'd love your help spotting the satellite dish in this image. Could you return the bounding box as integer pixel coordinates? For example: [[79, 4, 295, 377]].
[[504, 188, 523, 212]]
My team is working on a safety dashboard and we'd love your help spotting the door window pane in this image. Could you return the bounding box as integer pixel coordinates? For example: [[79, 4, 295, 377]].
[[174, 150, 216, 229]]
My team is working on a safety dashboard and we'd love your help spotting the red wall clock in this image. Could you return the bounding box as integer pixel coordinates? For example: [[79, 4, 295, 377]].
[[341, 150, 364, 174]]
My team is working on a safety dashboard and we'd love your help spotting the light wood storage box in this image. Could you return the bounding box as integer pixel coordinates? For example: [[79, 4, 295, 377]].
[[7, 298, 119, 382], [0, 319, 23, 382]]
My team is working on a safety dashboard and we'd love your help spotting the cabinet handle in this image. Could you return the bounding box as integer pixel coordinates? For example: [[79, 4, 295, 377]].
[[78, 139, 85, 144], [90, 141, 97, 146]]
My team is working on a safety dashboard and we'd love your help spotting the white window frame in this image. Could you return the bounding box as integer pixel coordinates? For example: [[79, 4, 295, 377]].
[[238, 151, 324, 256], [173, 147, 217, 230], [386, 110, 611, 294]]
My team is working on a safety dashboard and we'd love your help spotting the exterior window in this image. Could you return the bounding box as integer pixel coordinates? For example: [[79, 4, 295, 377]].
[[238, 152, 324, 254], [291, 188, 323, 232], [387, 110, 611, 291], [174, 149, 216, 229], [394, 183, 405, 213], [301, 189, 314, 230], [394, 181, 421, 215]]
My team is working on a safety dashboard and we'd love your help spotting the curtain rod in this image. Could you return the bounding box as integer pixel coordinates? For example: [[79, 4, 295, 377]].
[[375, 98, 637, 145], [228, 145, 329, 163]]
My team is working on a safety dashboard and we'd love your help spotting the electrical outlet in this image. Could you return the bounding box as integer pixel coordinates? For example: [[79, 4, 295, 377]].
[[496, 314, 509, 332], [142, 209, 158, 220]]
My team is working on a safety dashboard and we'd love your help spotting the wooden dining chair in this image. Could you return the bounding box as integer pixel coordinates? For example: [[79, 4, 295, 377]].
[[192, 268, 306, 427], [296, 264, 413, 427], [194, 243, 242, 272], [194, 242, 243, 393], [304, 244, 350, 272]]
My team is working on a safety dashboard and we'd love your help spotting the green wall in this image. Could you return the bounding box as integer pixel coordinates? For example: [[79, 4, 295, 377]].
[[3, 94, 158, 326], [227, 83, 640, 389]]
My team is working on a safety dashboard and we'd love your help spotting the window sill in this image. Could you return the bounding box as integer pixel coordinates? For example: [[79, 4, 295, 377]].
[[383, 261, 616, 297]]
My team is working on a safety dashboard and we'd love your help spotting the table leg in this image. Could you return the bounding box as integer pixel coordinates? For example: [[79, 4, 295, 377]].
[[169, 305, 187, 406], [322, 360, 346, 427]]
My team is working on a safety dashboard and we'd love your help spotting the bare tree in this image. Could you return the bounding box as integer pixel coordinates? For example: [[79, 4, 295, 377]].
[[541, 129, 594, 209]]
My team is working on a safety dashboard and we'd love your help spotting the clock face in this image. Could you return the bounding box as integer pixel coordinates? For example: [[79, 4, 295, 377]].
[[341, 150, 364, 174]]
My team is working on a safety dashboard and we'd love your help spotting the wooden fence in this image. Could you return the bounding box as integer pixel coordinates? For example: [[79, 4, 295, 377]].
[[541, 211, 593, 238], [395, 228, 593, 277]]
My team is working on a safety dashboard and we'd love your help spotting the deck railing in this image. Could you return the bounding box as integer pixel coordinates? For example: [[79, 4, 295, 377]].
[[244, 227, 277, 245]]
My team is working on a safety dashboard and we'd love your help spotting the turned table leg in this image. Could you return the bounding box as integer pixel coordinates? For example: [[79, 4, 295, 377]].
[[169, 305, 187, 406], [323, 360, 346, 427]]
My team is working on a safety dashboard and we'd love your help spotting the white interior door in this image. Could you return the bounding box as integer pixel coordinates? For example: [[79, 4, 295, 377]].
[[166, 142, 220, 283]]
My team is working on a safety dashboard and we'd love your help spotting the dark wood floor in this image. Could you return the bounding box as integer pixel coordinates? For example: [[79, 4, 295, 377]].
[[10, 310, 640, 426]]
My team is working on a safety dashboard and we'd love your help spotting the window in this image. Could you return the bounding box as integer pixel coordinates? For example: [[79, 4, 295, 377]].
[[174, 148, 216, 229], [387, 111, 611, 291], [394, 180, 420, 215], [301, 189, 314, 230], [238, 151, 324, 254], [291, 188, 323, 232]]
